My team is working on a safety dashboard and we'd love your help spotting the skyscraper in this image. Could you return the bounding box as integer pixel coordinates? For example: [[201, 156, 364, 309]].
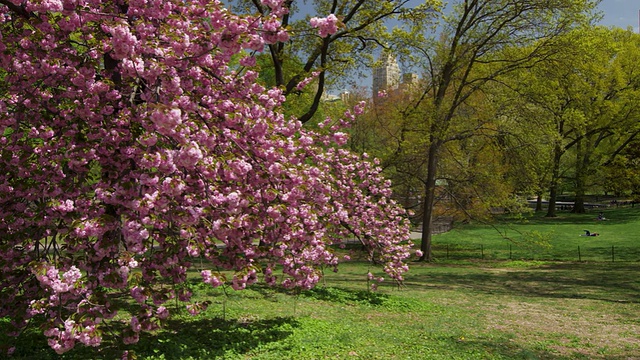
[[372, 53, 401, 96]]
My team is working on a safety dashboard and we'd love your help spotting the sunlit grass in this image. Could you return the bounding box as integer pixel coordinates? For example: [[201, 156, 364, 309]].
[[5, 258, 639, 360], [3, 207, 640, 359], [428, 207, 640, 261]]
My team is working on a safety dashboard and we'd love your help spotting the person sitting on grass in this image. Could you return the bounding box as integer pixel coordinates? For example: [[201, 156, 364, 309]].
[[582, 230, 600, 237], [597, 212, 606, 221]]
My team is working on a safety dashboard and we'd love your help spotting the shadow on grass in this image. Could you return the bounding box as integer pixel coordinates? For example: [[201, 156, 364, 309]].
[[130, 316, 297, 359], [402, 262, 640, 303], [439, 334, 637, 360], [435, 335, 549, 360], [2, 316, 298, 360]]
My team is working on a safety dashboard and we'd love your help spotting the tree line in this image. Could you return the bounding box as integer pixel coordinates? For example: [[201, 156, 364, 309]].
[[274, 0, 639, 261], [241, 0, 635, 262]]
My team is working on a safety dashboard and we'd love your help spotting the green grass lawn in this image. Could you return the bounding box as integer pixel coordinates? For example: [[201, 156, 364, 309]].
[[3, 207, 640, 359], [427, 206, 640, 262]]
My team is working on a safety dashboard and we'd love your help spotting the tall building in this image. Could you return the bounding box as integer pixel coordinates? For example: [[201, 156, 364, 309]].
[[372, 54, 401, 96]]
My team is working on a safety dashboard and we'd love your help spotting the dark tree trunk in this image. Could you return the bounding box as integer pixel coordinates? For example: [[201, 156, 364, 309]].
[[535, 193, 543, 212], [572, 191, 586, 213], [419, 140, 441, 262], [546, 184, 558, 217], [545, 142, 563, 217], [572, 138, 587, 213]]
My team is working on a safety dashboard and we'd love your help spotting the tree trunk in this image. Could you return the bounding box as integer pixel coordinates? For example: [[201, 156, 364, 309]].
[[545, 165, 558, 217], [546, 184, 558, 217], [572, 167, 586, 213], [419, 140, 441, 262], [572, 138, 587, 213], [535, 193, 543, 212], [545, 142, 563, 217], [573, 189, 585, 213]]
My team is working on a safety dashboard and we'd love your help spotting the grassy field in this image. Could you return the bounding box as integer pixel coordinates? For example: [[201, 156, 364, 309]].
[[428, 206, 640, 262], [3, 207, 640, 359]]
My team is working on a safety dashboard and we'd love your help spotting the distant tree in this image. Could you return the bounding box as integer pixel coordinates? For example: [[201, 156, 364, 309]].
[[487, 86, 556, 213], [349, 86, 429, 223], [507, 26, 640, 215], [393, 0, 598, 261], [603, 140, 640, 196]]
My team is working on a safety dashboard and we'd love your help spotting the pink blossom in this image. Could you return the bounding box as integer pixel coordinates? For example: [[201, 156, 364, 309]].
[[309, 14, 340, 37], [0, 0, 413, 354], [201, 270, 224, 287], [296, 71, 321, 91], [332, 132, 348, 145], [130, 316, 141, 332], [131, 286, 148, 304], [276, 31, 290, 42], [108, 24, 139, 60], [239, 56, 256, 67], [52, 199, 75, 213], [26, 0, 63, 12], [186, 304, 200, 315], [122, 333, 139, 345], [176, 141, 203, 169], [151, 108, 182, 135], [156, 306, 169, 319]]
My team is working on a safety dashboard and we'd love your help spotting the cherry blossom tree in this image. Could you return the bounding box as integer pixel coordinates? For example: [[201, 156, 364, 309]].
[[0, 0, 413, 354]]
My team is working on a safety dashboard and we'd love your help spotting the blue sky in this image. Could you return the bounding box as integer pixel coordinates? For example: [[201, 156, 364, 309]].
[[598, 0, 639, 31]]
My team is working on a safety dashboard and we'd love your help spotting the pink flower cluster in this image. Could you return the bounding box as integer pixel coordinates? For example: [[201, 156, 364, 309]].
[[29, 264, 102, 354], [44, 319, 102, 354], [0, 0, 414, 354], [34, 265, 83, 295], [296, 71, 321, 91], [310, 14, 340, 37], [201, 270, 224, 287]]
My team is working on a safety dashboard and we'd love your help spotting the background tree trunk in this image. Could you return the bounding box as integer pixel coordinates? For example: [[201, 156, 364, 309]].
[[571, 137, 586, 213], [535, 193, 543, 212], [419, 139, 441, 262], [546, 143, 564, 217]]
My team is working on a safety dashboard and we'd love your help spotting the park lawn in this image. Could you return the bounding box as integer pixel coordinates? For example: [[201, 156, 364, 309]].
[[4, 260, 640, 360], [3, 206, 640, 359], [428, 206, 640, 262]]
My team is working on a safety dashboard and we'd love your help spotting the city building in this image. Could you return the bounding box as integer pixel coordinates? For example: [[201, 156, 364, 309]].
[[372, 53, 401, 96]]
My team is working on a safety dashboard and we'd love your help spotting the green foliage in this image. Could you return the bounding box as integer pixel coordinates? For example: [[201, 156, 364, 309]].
[[603, 140, 640, 196], [356, 0, 602, 260], [499, 26, 640, 214], [234, 0, 444, 123], [518, 230, 553, 250]]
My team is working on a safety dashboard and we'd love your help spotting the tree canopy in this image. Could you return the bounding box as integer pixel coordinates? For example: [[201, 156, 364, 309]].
[[383, 0, 600, 260], [234, 0, 442, 123], [0, 0, 414, 354]]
